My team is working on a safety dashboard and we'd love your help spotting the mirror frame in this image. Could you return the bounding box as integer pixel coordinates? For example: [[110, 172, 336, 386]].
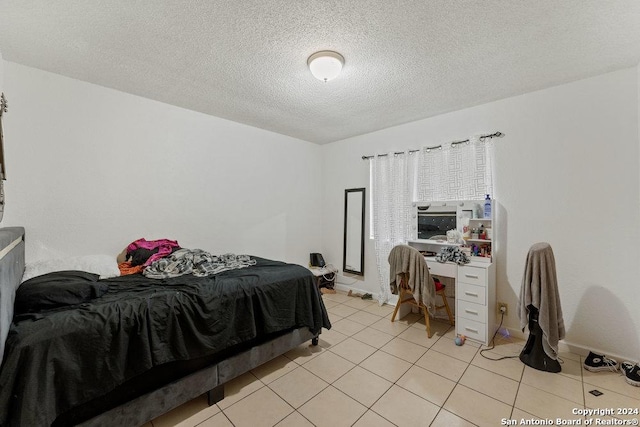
[[343, 188, 365, 276]]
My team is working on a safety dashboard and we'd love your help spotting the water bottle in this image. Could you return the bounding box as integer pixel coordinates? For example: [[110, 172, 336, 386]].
[[483, 194, 492, 219]]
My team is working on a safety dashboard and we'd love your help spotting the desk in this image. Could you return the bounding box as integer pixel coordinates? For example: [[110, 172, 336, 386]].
[[409, 248, 496, 346]]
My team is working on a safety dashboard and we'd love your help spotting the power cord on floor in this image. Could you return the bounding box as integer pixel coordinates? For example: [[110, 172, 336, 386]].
[[479, 311, 520, 361]]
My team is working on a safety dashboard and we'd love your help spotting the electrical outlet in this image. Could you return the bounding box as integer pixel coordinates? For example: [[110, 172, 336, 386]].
[[498, 302, 508, 316]]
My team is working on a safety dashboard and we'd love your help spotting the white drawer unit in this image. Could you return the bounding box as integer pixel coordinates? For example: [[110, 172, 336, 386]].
[[458, 265, 486, 287], [456, 262, 495, 346], [457, 317, 487, 343], [458, 299, 487, 322], [458, 282, 486, 305]]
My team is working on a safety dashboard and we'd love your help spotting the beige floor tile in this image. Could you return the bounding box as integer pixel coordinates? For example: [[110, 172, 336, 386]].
[[399, 311, 424, 324], [152, 394, 219, 427], [251, 355, 298, 385], [515, 383, 581, 420], [443, 326, 458, 340], [521, 365, 584, 404], [352, 327, 395, 349], [302, 350, 356, 383], [268, 366, 329, 408], [298, 386, 367, 427], [380, 337, 429, 363], [321, 299, 342, 309], [430, 409, 478, 427], [352, 410, 396, 427], [333, 365, 394, 407], [411, 318, 454, 336], [223, 386, 293, 427], [470, 349, 524, 381], [360, 350, 412, 383], [362, 303, 395, 317], [444, 384, 512, 427], [583, 383, 640, 420], [556, 356, 583, 382], [274, 411, 315, 427], [396, 325, 440, 348], [396, 365, 456, 406], [510, 408, 539, 423], [583, 368, 640, 399], [481, 338, 524, 358], [371, 384, 440, 426], [331, 318, 368, 336], [322, 292, 352, 304], [317, 327, 349, 349], [347, 310, 383, 326], [197, 412, 233, 427], [326, 313, 344, 323], [430, 334, 479, 362], [329, 337, 377, 364], [327, 304, 360, 318], [343, 297, 377, 310], [369, 316, 412, 336], [557, 347, 582, 362], [284, 341, 324, 365], [216, 372, 264, 410], [459, 365, 519, 405], [415, 348, 470, 382]]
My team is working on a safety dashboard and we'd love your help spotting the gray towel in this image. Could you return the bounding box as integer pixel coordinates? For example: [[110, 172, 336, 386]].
[[518, 242, 565, 360], [388, 245, 436, 312]]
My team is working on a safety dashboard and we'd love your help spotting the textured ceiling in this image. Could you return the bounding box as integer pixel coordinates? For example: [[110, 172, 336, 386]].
[[1, 1, 639, 144]]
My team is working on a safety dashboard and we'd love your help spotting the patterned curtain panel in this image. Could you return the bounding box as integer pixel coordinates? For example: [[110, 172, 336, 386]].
[[414, 137, 495, 202], [371, 152, 417, 305], [370, 137, 495, 304]]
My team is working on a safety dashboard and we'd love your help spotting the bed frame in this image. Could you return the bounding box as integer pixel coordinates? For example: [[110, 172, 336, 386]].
[[0, 227, 319, 426]]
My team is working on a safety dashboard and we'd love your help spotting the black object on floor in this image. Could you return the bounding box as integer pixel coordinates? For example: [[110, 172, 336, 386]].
[[519, 305, 561, 373]]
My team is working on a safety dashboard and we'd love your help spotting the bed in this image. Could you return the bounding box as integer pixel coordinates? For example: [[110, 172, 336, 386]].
[[0, 227, 331, 426]]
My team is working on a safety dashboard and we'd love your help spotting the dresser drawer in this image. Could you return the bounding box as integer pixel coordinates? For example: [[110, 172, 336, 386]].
[[457, 300, 487, 323], [458, 282, 486, 305], [426, 260, 456, 279], [457, 317, 487, 343], [458, 265, 486, 286]]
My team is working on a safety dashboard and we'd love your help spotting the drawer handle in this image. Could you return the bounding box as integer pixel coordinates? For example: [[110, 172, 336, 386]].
[[464, 327, 479, 333], [464, 274, 479, 279], [464, 309, 479, 315], [464, 291, 479, 297]]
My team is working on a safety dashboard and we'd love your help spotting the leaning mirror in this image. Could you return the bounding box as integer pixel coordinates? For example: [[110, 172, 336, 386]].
[[343, 188, 365, 276]]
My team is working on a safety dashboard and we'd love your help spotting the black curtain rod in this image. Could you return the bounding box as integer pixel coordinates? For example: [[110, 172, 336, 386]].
[[361, 131, 504, 160]]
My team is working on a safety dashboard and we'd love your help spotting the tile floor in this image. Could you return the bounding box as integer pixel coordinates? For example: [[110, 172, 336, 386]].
[[149, 291, 640, 427]]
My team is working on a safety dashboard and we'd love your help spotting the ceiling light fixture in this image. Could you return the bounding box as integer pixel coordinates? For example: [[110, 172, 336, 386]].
[[307, 51, 344, 82]]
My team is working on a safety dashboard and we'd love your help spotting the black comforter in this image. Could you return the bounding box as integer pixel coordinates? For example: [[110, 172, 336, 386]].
[[0, 257, 330, 426]]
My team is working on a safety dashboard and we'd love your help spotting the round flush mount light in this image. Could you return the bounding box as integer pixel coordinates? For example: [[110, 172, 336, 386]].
[[307, 51, 344, 82]]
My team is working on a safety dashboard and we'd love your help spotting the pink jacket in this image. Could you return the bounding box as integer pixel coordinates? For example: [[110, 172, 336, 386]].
[[127, 238, 180, 266]]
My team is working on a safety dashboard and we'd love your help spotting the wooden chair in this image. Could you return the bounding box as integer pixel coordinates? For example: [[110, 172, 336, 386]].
[[391, 271, 454, 338]]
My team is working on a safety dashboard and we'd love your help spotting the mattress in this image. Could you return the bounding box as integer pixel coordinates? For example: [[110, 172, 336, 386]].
[[0, 256, 330, 426]]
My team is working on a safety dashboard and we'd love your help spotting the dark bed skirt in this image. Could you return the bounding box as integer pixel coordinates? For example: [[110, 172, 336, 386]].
[[58, 327, 317, 427]]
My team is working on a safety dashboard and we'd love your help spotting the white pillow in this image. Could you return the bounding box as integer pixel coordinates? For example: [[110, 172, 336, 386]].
[[21, 255, 120, 283]]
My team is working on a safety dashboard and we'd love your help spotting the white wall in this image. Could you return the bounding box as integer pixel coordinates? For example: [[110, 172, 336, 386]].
[[322, 66, 640, 360], [1, 62, 323, 267]]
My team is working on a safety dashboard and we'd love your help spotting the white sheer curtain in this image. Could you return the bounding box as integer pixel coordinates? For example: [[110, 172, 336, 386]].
[[370, 137, 495, 305], [370, 152, 417, 305], [415, 137, 495, 201]]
